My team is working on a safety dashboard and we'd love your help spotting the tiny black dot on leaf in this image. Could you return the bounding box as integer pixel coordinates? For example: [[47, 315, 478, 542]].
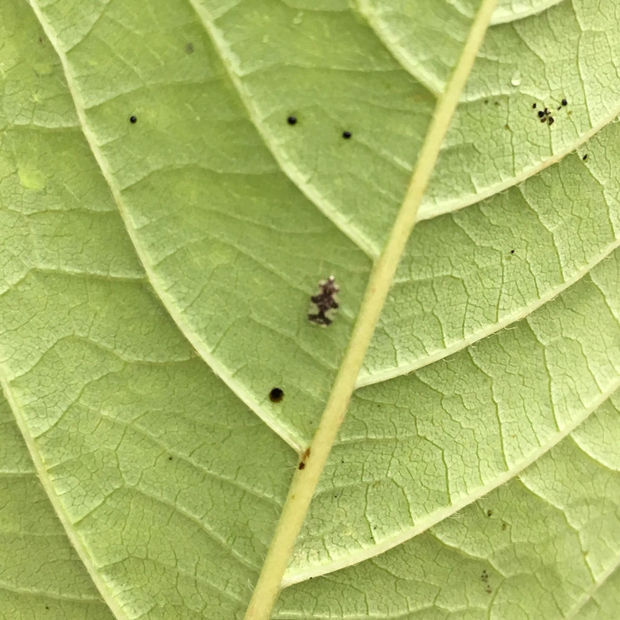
[[129, 115, 137, 124], [269, 387, 284, 403], [342, 130, 352, 139], [298, 461, 305, 470], [583, 154, 588, 161], [287, 115, 297, 125], [510, 249, 515, 254], [168, 456, 173, 461], [561, 98, 568, 106], [532, 103, 537, 109], [487, 509, 493, 516]]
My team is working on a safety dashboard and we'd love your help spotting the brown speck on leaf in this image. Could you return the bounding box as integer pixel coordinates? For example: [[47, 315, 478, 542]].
[[298, 447, 310, 469], [502, 522, 508, 530], [185, 42, 194, 54], [309, 275, 339, 326], [487, 509, 493, 517]]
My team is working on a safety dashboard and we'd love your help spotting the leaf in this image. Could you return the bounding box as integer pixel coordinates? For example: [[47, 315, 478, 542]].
[[1, 0, 619, 618], [0, 393, 113, 618]]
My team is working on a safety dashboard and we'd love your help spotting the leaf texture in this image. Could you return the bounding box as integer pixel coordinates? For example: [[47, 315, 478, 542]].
[[0, 0, 619, 617]]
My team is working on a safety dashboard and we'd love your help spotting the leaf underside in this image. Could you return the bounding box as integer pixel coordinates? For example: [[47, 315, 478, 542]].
[[0, 0, 618, 618]]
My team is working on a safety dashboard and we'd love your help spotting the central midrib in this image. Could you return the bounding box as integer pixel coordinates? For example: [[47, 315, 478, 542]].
[[244, 1, 500, 617]]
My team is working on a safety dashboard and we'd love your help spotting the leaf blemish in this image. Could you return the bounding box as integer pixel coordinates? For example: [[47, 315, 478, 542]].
[[269, 387, 284, 403], [298, 446, 310, 470], [536, 107, 555, 126], [185, 42, 194, 54]]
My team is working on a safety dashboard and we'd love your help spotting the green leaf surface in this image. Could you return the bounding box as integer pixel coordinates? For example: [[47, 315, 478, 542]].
[[276, 394, 620, 618], [1, 0, 619, 617], [0, 393, 113, 619]]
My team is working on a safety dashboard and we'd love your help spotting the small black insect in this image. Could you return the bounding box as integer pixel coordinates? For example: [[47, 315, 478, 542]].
[[532, 103, 537, 109], [582, 154, 588, 161], [548, 116, 554, 126], [287, 115, 297, 125], [561, 98, 568, 106], [342, 130, 352, 139], [308, 276, 339, 326], [129, 115, 137, 124], [537, 110, 545, 118]]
